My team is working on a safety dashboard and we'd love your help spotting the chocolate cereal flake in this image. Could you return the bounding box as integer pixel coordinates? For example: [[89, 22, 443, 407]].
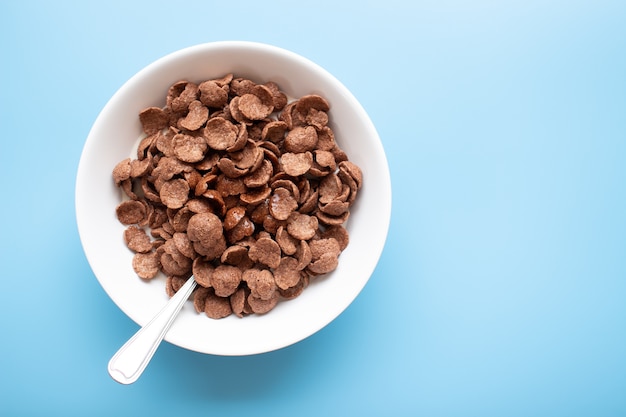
[[204, 117, 238, 150], [204, 289, 232, 319], [159, 178, 190, 209], [116, 200, 147, 225], [139, 107, 169, 135], [124, 226, 153, 253], [173, 133, 208, 163], [132, 252, 160, 280]]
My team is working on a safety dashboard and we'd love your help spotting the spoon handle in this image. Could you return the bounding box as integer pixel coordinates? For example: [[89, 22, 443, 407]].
[[108, 276, 197, 384]]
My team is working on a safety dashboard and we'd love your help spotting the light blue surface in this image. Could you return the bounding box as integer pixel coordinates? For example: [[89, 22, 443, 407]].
[[1, 1, 625, 416]]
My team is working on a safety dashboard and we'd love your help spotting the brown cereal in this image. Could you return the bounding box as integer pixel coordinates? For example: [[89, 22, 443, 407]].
[[275, 226, 297, 255], [113, 74, 363, 319], [211, 265, 242, 297], [172, 232, 196, 259], [151, 227, 171, 240], [271, 179, 300, 202], [204, 117, 238, 150], [230, 78, 256, 96], [230, 287, 247, 317], [204, 289, 233, 319], [130, 156, 152, 178], [286, 212, 318, 240], [201, 189, 226, 217], [173, 133, 208, 163], [194, 236, 227, 261], [331, 146, 349, 164], [248, 237, 281, 269], [124, 225, 153, 253], [215, 175, 247, 197], [313, 150, 336, 172], [297, 177, 312, 204], [160, 240, 192, 277], [315, 209, 350, 226], [132, 252, 160, 280], [118, 179, 136, 200], [187, 212, 224, 248], [136, 133, 157, 160], [320, 199, 350, 216], [307, 253, 339, 275], [243, 268, 276, 301], [148, 206, 168, 229], [278, 102, 303, 129], [161, 219, 175, 236], [319, 173, 342, 204], [320, 225, 350, 251], [337, 167, 359, 204], [269, 187, 298, 221], [155, 129, 174, 157], [152, 156, 191, 182], [198, 80, 228, 108], [220, 245, 249, 266], [295, 94, 330, 115], [224, 206, 247, 230], [185, 198, 213, 214], [309, 238, 341, 260], [170, 206, 194, 232], [178, 100, 209, 131], [243, 159, 273, 188], [140, 177, 160, 203], [217, 157, 248, 178], [194, 173, 218, 196], [247, 291, 279, 314], [232, 141, 264, 171], [238, 85, 274, 120], [305, 108, 329, 130], [226, 216, 255, 243], [280, 151, 313, 177], [260, 142, 281, 170], [193, 286, 210, 313], [229, 96, 252, 124], [294, 239, 312, 271], [212, 73, 234, 87], [339, 160, 363, 190], [262, 120, 288, 143], [263, 81, 288, 111], [168, 81, 199, 113], [165, 276, 189, 297], [192, 257, 213, 288], [113, 158, 131, 185], [250, 200, 270, 224], [184, 170, 202, 190], [337, 183, 352, 202], [116, 200, 147, 225], [237, 94, 269, 121], [274, 257, 301, 290], [284, 126, 318, 153], [240, 185, 271, 205], [316, 126, 336, 151], [278, 272, 308, 299], [227, 123, 249, 153], [139, 107, 169, 135], [159, 178, 190, 209]]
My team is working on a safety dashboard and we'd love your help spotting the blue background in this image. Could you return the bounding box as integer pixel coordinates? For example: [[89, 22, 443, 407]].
[[1, 1, 625, 416]]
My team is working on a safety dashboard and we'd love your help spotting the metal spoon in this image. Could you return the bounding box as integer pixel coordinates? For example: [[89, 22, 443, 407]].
[[108, 276, 197, 384]]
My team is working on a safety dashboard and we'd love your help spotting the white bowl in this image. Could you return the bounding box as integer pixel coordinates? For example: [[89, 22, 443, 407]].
[[76, 41, 391, 356]]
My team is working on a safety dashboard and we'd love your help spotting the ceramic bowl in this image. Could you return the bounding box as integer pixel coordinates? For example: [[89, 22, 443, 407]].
[[76, 41, 391, 355]]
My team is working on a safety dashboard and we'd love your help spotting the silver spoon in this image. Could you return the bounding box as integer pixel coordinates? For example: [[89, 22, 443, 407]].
[[108, 276, 197, 384]]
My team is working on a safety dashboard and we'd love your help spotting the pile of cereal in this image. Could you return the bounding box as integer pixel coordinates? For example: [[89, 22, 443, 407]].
[[112, 74, 362, 319]]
